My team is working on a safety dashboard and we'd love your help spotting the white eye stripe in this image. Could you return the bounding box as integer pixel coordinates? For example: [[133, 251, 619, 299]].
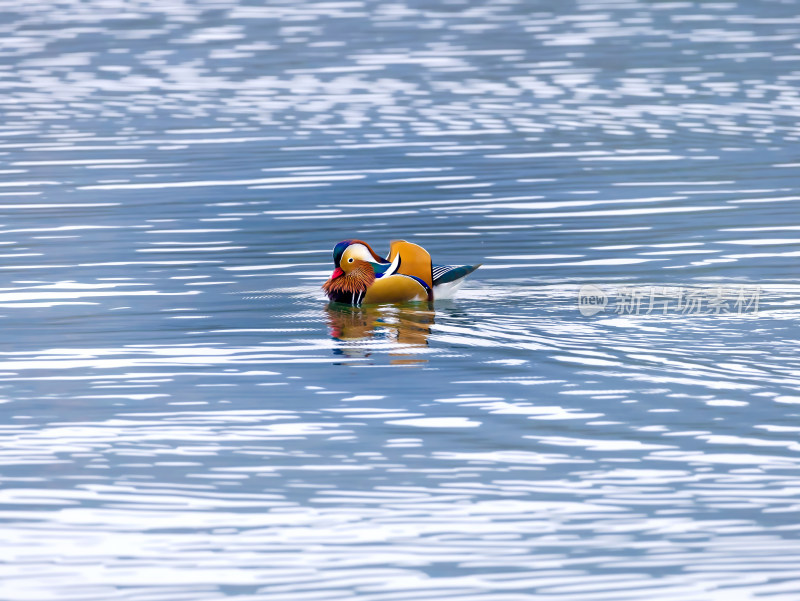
[[345, 243, 374, 262]]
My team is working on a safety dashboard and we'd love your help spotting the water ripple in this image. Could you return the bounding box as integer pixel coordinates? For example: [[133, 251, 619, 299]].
[[2, 0, 800, 599]]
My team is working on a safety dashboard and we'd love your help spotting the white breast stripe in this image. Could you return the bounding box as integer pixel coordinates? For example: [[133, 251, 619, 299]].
[[383, 252, 401, 277]]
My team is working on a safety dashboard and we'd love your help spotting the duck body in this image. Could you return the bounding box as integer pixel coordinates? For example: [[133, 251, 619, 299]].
[[323, 239, 479, 306]]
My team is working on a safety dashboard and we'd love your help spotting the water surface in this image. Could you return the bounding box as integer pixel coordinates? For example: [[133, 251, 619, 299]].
[[2, 0, 800, 599]]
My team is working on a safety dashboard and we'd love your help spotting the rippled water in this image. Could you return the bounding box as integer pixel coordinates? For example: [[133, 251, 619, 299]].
[[2, 1, 800, 599]]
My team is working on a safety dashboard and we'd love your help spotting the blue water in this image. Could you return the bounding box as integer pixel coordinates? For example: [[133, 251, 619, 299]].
[[2, 1, 800, 599]]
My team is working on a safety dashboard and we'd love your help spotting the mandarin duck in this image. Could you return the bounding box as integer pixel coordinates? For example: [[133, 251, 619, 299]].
[[322, 239, 480, 305]]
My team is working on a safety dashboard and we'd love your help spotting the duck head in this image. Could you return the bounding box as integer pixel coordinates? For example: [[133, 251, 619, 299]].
[[322, 240, 385, 304]]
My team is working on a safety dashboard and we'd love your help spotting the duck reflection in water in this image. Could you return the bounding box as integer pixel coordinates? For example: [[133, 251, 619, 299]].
[[325, 303, 434, 365]]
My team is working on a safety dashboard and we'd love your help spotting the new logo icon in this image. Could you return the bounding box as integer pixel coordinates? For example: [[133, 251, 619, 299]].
[[578, 284, 607, 316]]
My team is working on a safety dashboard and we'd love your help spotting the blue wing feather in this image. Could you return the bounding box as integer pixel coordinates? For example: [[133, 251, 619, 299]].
[[432, 264, 480, 285]]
